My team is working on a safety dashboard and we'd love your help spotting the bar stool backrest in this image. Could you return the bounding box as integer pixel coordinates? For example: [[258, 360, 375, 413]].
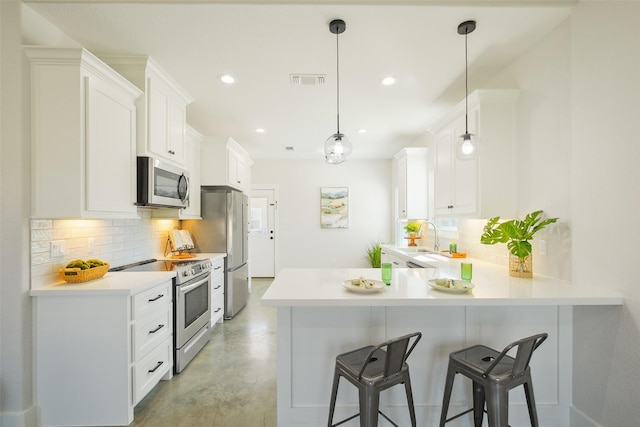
[[357, 332, 422, 380], [483, 333, 548, 379]]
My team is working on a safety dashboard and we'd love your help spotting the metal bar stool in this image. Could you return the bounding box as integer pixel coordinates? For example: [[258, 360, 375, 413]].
[[439, 333, 548, 427], [328, 332, 422, 427]]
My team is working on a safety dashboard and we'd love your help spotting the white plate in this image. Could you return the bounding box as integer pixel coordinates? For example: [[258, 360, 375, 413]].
[[342, 279, 385, 293], [428, 279, 474, 294]]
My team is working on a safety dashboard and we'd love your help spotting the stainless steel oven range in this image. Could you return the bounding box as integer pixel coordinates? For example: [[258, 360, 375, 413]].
[[110, 258, 213, 373]]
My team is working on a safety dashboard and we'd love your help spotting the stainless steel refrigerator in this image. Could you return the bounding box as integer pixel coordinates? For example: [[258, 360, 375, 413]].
[[183, 187, 249, 319]]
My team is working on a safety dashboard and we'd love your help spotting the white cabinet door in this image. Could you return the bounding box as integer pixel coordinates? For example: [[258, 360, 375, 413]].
[[85, 74, 138, 215], [394, 148, 428, 219], [434, 115, 478, 217], [148, 78, 186, 164], [396, 155, 408, 218], [201, 137, 252, 191], [148, 78, 171, 159], [168, 99, 186, 163], [101, 55, 193, 167], [26, 47, 142, 219]]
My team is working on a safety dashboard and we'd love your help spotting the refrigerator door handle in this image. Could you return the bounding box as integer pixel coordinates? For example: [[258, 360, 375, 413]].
[[226, 262, 248, 273]]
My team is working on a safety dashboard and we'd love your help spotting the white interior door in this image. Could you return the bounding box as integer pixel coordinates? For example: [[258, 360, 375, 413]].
[[249, 186, 278, 277]]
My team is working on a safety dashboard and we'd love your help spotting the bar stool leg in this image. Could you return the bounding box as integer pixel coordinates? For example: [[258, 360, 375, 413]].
[[359, 386, 379, 427], [327, 367, 341, 427], [523, 377, 540, 427], [404, 372, 417, 426], [485, 384, 509, 427], [439, 363, 457, 427], [472, 381, 485, 427]]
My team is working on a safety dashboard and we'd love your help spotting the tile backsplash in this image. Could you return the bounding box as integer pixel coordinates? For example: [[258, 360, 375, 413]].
[[30, 212, 180, 288]]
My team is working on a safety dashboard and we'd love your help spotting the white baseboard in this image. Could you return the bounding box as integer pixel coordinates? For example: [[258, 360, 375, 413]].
[[571, 406, 603, 427], [0, 406, 38, 427]]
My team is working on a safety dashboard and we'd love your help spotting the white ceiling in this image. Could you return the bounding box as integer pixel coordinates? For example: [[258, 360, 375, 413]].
[[23, 1, 572, 160]]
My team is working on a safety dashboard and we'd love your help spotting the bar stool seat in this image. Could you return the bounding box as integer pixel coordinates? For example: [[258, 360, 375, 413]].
[[439, 333, 548, 427], [328, 332, 422, 427]]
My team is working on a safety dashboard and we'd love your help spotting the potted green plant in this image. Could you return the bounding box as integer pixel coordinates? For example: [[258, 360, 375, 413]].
[[366, 242, 382, 268], [404, 221, 421, 236], [480, 210, 558, 277]]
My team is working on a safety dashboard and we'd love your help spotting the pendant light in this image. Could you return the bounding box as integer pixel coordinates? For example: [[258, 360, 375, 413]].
[[325, 19, 352, 164], [455, 20, 479, 161]]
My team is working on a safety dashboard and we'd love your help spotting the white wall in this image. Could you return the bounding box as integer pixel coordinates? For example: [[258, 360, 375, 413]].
[[251, 159, 392, 270], [477, 15, 573, 281], [1, 2, 36, 425], [570, 2, 640, 426]]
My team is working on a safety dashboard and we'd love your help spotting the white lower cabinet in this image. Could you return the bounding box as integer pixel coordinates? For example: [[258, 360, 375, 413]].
[[34, 280, 173, 426], [381, 250, 405, 267], [210, 257, 225, 324]]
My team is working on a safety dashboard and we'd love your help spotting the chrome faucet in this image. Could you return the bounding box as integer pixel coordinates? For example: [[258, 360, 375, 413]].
[[418, 221, 439, 252]]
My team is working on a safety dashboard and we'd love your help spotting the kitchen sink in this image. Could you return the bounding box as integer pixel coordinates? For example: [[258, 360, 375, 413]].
[[399, 248, 441, 255]]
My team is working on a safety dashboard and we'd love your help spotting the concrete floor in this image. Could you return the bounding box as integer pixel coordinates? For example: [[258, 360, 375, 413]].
[[130, 278, 277, 427]]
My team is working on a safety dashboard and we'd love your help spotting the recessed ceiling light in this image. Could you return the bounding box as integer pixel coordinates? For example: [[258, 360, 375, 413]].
[[255, 128, 265, 133], [218, 74, 235, 84], [357, 129, 367, 133], [381, 76, 396, 86]]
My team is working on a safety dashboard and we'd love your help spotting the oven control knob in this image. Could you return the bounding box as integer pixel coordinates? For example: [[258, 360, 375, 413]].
[[183, 270, 191, 277]]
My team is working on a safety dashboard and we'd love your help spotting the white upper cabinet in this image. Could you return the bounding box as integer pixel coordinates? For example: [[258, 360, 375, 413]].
[[100, 55, 193, 167], [25, 47, 142, 219], [434, 112, 478, 217], [200, 137, 252, 192], [393, 148, 429, 219], [430, 89, 519, 219]]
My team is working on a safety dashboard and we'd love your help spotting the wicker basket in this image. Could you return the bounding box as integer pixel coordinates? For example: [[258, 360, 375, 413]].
[[60, 263, 110, 284]]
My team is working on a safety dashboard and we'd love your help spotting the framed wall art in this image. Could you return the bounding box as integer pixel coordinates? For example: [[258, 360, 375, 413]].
[[320, 187, 348, 229]]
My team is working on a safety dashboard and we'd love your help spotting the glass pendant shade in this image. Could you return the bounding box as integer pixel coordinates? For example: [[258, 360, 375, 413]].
[[455, 132, 479, 160], [324, 133, 352, 164]]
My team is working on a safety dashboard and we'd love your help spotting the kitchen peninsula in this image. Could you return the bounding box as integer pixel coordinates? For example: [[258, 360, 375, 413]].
[[261, 262, 623, 427]]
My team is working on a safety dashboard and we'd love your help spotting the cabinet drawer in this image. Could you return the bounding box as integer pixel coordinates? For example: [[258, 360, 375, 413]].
[[132, 340, 172, 405], [132, 281, 172, 320], [211, 258, 224, 277], [132, 307, 171, 361], [211, 292, 224, 322], [211, 280, 223, 297]]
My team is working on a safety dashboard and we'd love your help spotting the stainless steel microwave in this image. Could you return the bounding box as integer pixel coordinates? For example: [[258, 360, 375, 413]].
[[136, 157, 190, 209]]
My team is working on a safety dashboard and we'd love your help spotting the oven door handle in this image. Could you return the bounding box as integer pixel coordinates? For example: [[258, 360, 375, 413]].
[[178, 275, 210, 294]]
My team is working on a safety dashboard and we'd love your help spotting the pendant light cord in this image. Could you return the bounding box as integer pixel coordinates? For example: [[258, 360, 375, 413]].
[[336, 30, 340, 135], [464, 30, 469, 134]]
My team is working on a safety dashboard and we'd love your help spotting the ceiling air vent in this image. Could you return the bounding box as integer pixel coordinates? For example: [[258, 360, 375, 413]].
[[285, 146, 295, 151], [290, 74, 326, 86]]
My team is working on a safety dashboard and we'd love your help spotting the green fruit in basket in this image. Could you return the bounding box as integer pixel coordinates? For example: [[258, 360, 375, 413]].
[[66, 259, 85, 269], [87, 258, 105, 268], [80, 263, 90, 270]]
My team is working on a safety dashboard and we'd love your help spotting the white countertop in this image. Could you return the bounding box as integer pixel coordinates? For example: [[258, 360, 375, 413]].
[[30, 271, 176, 296], [261, 264, 624, 307], [30, 252, 227, 296], [155, 252, 226, 261]]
